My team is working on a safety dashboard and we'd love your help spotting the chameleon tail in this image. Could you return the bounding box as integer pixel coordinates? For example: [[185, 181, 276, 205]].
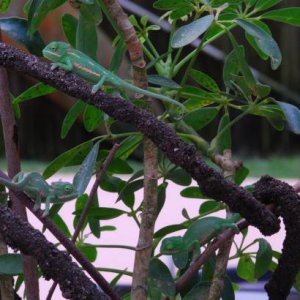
[[0, 176, 22, 191], [120, 80, 186, 120]]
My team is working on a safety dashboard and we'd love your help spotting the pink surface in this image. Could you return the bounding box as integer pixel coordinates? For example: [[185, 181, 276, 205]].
[[23, 175, 297, 299]]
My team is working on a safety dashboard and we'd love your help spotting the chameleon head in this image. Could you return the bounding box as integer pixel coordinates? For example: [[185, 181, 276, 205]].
[[51, 181, 78, 202], [42, 41, 70, 61], [160, 236, 184, 254]]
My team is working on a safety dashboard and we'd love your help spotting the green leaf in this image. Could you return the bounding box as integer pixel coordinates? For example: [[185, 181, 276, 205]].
[[99, 175, 126, 193], [223, 47, 241, 88], [61, 100, 85, 139], [221, 275, 235, 300], [61, 13, 78, 48], [43, 140, 93, 178], [81, 207, 126, 219], [78, 244, 97, 262], [167, 168, 192, 186], [109, 39, 126, 73], [236, 18, 282, 70], [0, 17, 45, 56], [170, 6, 194, 20], [263, 7, 300, 27], [171, 15, 214, 48], [182, 282, 210, 300], [189, 69, 219, 92], [0, 0, 11, 13], [148, 258, 176, 297], [88, 194, 101, 238], [52, 214, 71, 238], [115, 134, 143, 160], [27, 0, 66, 36], [255, 238, 272, 279], [157, 182, 168, 217], [107, 158, 133, 174], [210, 112, 231, 154], [153, 0, 191, 10], [154, 224, 187, 239], [148, 74, 181, 89], [118, 179, 144, 208], [255, 0, 282, 11], [79, 1, 102, 24], [83, 105, 104, 132], [73, 141, 100, 196], [276, 101, 300, 134], [234, 166, 249, 185], [180, 187, 208, 199], [199, 200, 222, 214], [76, 11, 98, 61], [237, 255, 256, 282], [13, 82, 56, 105], [0, 254, 23, 275], [184, 107, 219, 130]]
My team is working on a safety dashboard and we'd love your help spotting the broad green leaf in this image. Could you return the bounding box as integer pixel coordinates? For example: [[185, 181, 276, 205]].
[[82, 207, 126, 219], [236, 18, 282, 70], [115, 134, 143, 160], [167, 168, 192, 186], [148, 74, 181, 88], [43, 140, 93, 178], [180, 186, 208, 199], [262, 8, 300, 27], [52, 214, 71, 238], [0, 254, 23, 275], [157, 182, 167, 217], [110, 268, 128, 287], [245, 19, 271, 60], [276, 101, 300, 134], [172, 252, 189, 270], [73, 194, 89, 230], [223, 47, 241, 88], [83, 105, 104, 132], [234, 166, 249, 185], [153, 0, 191, 10], [189, 69, 219, 92], [73, 141, 100, 196], [255, 0, 282, 11], [210, 112, 231, 154], [0, 0, 11, 13], [184, 107, 219, 130], [107, 158, 133, 174], [154, 224, 187, 239], [61, 13, 78, 48], [78, 244, 97, 262], [61, 100, 85, 139], [79, 1, 102, 24], [99, 175, 126, 193], [76, 11, 98, 61], [237, 255, 256, 282], [199, 200, 222, 214], [118, 179, 144, 208], [148, 258, 176, 297], [13, 82, 56, 105], [27, 0, 66, 36], [88, 194, 101, 238], [221, 275, 235, 300], [171, 15, 214, 48], [170, 6, 194, 20], [0, 17, 45, 56], [255, 238, 272, 279], [182, 282, 210, 300], [110, 39, 126, 73]]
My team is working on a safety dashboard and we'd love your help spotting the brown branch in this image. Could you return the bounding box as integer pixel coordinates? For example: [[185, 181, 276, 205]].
[[46, 143, 120, 300], [0, 58, 39, 298], [0, 42, 279, 235], [0, 204, 108, 300], [0, 171, 120, 300], [100, 1, 159, 299]]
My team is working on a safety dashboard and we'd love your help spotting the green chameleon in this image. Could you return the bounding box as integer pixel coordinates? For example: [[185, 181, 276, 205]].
[[42, 41, 186, 118], [0, 172, 78, 217], [160, 215, 240, 268]]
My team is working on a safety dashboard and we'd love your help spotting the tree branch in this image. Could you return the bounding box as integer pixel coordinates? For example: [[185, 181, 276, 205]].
[[0, 42, 280, 236]]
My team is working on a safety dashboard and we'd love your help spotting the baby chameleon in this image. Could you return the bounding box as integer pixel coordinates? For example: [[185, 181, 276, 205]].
[[0, 172, 78, 217], [160, 215, 240, 269], [42, 41, 186, 118]]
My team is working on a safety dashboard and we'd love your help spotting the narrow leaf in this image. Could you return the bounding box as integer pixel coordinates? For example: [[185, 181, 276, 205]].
[[255, 0, 282, 11], [73, 141, 100, 196], [171, 15, 214, 48], [180, 186, 208, 199], [61, 13, 78, 48], [189, 69, 219, 92], [263, 8, 300, 27], [80, 207, 126, 220], [83, 105, 104, 132], [0, 0, 12, 13]]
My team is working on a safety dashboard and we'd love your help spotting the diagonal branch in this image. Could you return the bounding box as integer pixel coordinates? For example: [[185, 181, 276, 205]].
[[0, 42, 279, 236]]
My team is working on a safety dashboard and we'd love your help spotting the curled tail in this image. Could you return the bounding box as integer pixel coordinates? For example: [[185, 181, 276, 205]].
[[0, 177, 22, 191]]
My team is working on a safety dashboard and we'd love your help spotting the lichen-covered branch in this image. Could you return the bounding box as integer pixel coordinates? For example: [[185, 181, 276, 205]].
[[0, 42, 280, 236], [0, 205, 108, 300]]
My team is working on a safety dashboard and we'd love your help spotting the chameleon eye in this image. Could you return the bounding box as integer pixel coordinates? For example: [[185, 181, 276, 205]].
[[64, 185, 73, 193]]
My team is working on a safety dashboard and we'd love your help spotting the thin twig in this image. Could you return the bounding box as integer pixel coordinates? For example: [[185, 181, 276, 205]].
[[46, 143, 120, 300]]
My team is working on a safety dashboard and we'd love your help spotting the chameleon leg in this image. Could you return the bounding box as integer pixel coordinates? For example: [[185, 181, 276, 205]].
[[43, 195, 53, 217], [33, 194, 42, 212], [91, 75, 107, 94], [51, 58, 73, 71]]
